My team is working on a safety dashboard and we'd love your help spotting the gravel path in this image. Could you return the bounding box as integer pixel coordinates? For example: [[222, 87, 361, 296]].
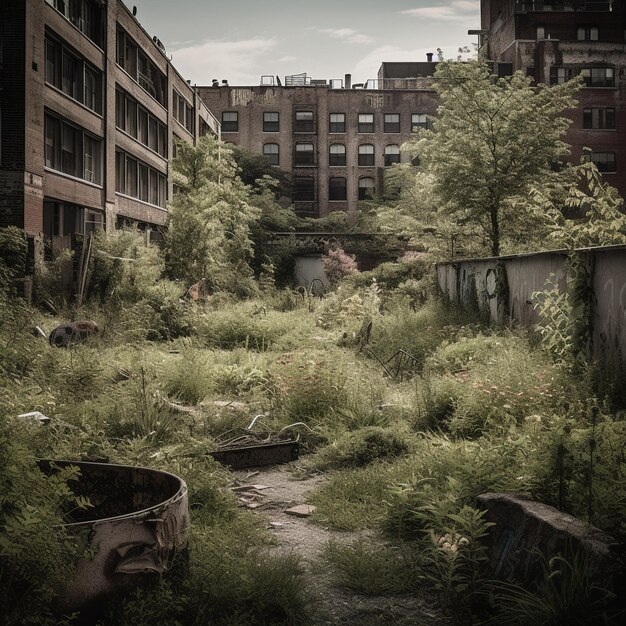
[[233, 464, 456, 625]]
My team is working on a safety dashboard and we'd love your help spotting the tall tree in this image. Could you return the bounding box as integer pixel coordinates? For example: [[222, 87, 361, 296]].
[[411, 60, 581, 256], [165, 135, 260, 295]]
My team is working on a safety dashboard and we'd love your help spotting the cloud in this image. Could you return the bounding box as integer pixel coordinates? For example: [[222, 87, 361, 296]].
[[276, 55, 297, 63], [317, 28, 375, 45], [401, 1, 479, 22], [170, 37, 277, 85]]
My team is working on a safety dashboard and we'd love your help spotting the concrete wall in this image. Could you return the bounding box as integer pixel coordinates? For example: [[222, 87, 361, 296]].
[[437, 245, 626, 363]]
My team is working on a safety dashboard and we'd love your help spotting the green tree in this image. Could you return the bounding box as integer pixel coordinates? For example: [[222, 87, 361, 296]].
[[409, 60, 581, 256], [165, 136, 260, 295]]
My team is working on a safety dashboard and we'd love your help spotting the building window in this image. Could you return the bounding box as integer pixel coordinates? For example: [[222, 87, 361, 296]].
[[295, 143, 315, 166], [173, 90, 194, 134], [263, 143, 279, 165], [590, 152, 616, 172], [358, 114, 374, 133], [411, 114, 428, 132], [43, 200, 103, 238], [384, 145, 400, 166], [329, 177, 347, 201], [116, 26, 167, 106], [358, 144, 375, 166], [44, 112, 102, 184], [536, 27, 545, 40], [581, 67, 614, 87], [329, 144, 346, 166], [550, 67, 571, 85], [115, 149, 168, 207], [358, 177, 375, 201], [222, 111, 238, 132], [45, 33, 102, 114], [294, 176, 315, 201], [384, 113, 400, 133], [116, 88, 167, 157], [583, 108, 615, 129], [46, 0, 104, 47], [295, 111, 314, 133], [577, 27, 598, 41], [329, 113, 346, 133], [263, 112, 279, 132]]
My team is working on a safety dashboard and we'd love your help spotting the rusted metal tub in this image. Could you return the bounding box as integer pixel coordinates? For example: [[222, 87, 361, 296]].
[[39, 460, 189, 610]]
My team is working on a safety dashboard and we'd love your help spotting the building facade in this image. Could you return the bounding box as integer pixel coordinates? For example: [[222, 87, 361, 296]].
[[478, 0, 626, 198], [198, 69, 439, 217], [0, 0, 219, 252]]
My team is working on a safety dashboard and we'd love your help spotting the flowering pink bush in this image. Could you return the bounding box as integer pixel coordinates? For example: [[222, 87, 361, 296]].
[[322, 247, 358, 285]]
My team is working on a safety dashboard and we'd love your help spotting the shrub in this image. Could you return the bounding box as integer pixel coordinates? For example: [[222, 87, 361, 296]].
[[312, 427, 413, 470], [322, 247, 358, 285]]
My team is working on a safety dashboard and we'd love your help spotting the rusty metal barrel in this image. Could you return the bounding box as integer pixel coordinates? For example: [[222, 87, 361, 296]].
[[39, 460, 189, 610]]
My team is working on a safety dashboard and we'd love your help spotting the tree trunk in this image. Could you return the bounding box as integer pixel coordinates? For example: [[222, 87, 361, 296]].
[[490, 203, 500, 257]]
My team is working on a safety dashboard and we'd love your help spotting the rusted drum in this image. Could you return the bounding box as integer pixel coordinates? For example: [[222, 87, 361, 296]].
[[39, 460, 189, 610], [49, 321, 99, 347]]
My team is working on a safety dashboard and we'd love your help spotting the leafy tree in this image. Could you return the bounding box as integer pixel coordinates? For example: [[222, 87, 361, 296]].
[[409, 60, 581, 256], [165, 136, 260, 296], [230, 144, 292, 201]]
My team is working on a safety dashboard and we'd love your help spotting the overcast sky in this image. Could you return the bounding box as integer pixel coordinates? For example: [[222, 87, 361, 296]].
[[131, 0, 480, 86]]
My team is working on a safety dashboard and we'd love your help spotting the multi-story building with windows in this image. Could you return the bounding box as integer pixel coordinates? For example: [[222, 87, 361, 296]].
[[0, 0, 219, 253], [198, 67, 439, 217], [476, 0, 626, 198]]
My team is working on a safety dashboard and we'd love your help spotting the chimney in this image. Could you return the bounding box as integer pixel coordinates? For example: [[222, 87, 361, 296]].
[[345, 73, 352, 89], [426, 52, 433, 63]]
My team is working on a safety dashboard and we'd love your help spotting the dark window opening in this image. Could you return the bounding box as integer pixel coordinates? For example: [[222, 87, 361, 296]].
[[581, 67, 614, 87], [590, 152, 616, 172], [295, 111, 314, 133], [295, 143, 315, 166], [358, 177, 375, 201], [222, 111, 238, 132], [116, 149, 168, 207], [294, 176, 315, 201], [384, 113, 400, 133], [358, 144, 374, 166], [583, 107, 615, 129], [384, 145, 400, 166], [329, 144, 346, 166], [263, 143, 279, 165], [329, 113, 346, 133], [263, 112, 279, 132], [329, 177, 346, 201], [358, 113, 374, 133]]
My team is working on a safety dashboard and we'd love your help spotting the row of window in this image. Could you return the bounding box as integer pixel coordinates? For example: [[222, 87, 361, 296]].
[[551, 66, 615, 87], [537, 26, 600, 41], [44, 112, 102, 184], [116, 26, 167, 106], [115, 150, 168, 208], [222, 111, 429, 134], [45, 31, 103, 115], [293, 177, 376, 202], [262, 143, 405, 167], [173, 90, 194, 134], [45, 0, 104, 48], [115, 89, 168, 157]]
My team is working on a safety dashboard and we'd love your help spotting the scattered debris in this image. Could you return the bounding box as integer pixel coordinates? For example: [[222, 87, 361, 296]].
[[32, 325, 47, 339], [269, 521, 285, 528], [49, 320, 99, 348], [366, 347, 419, 380], [284, 504, 316, 518], [17, 411, 51, 424], [213, 400, 248, 411], [185, 278, 210, 301]]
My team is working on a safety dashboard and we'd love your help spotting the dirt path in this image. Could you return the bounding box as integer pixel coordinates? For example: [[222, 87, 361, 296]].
[[234, 463, 455, 625]]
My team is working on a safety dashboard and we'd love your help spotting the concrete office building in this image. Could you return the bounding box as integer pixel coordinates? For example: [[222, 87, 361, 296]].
[[476, 0, 626, 198], [0, 0, 220, 253], [198, 66, 439, 217]]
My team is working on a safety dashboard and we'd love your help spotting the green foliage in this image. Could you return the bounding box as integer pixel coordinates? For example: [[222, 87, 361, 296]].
[[0, 415, 86, 625], [165, 136, 260, 296], [321, 538, 420, 595], [0, 227, 28, 290], [483, 548, 622, 626], [405, 60, 582, 256], [312, 426, 413, 470]]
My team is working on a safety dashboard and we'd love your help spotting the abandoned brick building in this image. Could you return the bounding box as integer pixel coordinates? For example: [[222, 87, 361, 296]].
[[476, 0, 626, 198], [197, 66, 440, 218], [0, 0, 220, 253]]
